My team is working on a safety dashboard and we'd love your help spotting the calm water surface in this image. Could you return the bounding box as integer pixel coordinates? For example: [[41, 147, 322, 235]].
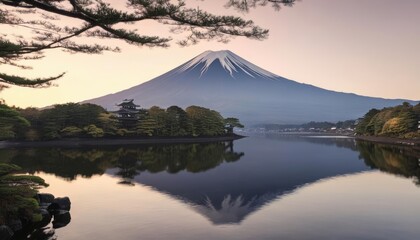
[[2, 135, 420, 240]]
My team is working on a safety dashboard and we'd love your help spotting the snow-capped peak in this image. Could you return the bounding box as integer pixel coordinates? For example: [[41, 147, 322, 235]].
[[178, 50, 278, 78]]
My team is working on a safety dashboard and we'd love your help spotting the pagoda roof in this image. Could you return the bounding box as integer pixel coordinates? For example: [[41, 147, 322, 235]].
[[117, 99, 140, 107], [112, 109, 140, 114]]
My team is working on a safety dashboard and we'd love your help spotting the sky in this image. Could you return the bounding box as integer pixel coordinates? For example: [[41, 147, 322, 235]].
[[1, 0, 420, 108]]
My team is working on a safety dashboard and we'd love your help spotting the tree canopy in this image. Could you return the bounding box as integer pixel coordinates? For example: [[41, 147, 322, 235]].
[[224, 117, 244, 134], [0, 102, 243, 140], [0, 0, 296, 89], [226, 0, 296, 12], [0, 104, 30, 139], [0, 163, 48, 225], [356, 102, 420, 138]]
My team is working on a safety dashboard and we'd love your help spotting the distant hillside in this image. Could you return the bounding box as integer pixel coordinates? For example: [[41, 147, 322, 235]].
[[83, 50, 418, 124]]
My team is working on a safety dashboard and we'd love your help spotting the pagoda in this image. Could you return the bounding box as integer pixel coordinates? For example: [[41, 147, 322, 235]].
[[114, 99, 141, 129]]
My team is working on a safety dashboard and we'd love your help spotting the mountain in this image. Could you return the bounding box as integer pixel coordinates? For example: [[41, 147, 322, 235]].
[[84, 50, 417, 124]]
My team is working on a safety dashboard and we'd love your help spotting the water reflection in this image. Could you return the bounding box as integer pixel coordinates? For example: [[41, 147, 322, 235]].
[[12, 211, 71, 240], [0, 148, 112, 180], [128, 136, 369, 224], [113, 142, 244, 185], [21, 227, 56, 240], [265, 133, 359, 150], [0, 141, 243, 182], [264, 134, 420, 183], [357, 141, 420, 185], [1, 137, 419, 227]]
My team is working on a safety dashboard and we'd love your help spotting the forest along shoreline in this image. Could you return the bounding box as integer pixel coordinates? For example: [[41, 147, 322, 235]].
[[0, 134, 245, 149]]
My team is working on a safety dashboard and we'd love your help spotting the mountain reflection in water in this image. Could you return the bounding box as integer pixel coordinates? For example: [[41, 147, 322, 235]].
[[1, 136, 419, 226]]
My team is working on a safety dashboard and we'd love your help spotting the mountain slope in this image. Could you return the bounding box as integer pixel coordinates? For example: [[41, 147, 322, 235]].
[[85, 50, 417, 124]]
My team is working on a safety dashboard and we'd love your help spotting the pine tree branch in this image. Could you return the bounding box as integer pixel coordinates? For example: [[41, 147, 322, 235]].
[[0, 72, 64, 87]]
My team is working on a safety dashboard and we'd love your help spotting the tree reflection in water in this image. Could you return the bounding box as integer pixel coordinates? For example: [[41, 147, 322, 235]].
[[0, 141, 244, 185], [1, 139, 419, 188], [1, 138, 419, 227], [356, 141, 420, 185], [115, 141, 244, 185], [264, 134, 420, 186]]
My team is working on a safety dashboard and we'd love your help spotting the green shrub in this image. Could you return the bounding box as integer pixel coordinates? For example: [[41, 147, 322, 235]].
[[0, 163, 48, 225], [83, 124, 104, 138], [61, 126, 83, 137]]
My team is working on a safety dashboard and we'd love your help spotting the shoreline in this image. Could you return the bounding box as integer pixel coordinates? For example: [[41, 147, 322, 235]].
[[355, 135, 420, 147], [2, 134, 418, 149], [246, 131, 420, 148], [0, 134, 245, 149]]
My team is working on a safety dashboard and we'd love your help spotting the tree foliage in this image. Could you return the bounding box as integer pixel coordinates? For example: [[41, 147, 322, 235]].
[[356, 102, 420, 138], [97, 112, 119, 136], [36, 103, 106, 139], [136, 115, 158, 136], [226, 0, 296, 12], [60, 126, 83, 137], [2, 102, 241, 140], [83, 124, 104, 138], [136, 105, 238, 137], [166, 105, 191, 136], [0, 104, 30, 140], [186, 105, 225, 136], [224, 117, 244, 134], [0, 163, 48, 225]]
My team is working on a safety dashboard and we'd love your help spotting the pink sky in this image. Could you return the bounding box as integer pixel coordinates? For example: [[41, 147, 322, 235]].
[[1, 0, 419, 108]]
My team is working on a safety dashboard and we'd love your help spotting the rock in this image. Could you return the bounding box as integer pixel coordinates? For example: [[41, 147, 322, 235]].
[[0, 225, 13, 240], [37, 193, 55, 204], [39, 209, 51, 219], [39, 202, 51, 210], [36, 209, 52, 228], [48, 197, 71, 211], [7, 219, 22, 232], [52, 211, 71, 229], [29, 227, 55, 240]]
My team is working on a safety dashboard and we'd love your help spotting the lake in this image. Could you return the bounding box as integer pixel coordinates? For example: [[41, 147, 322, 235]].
[[2, 135, 420, 240]]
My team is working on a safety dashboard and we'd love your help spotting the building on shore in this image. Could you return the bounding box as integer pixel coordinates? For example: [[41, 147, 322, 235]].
[[113, 99, 142, 129]]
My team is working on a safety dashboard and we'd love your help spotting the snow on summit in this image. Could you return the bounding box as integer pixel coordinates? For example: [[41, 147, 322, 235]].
[[178, 50, 278, 78]]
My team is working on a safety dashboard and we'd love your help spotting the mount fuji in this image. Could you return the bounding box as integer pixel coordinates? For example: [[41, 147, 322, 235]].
[[85, 50, 417, 124]]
